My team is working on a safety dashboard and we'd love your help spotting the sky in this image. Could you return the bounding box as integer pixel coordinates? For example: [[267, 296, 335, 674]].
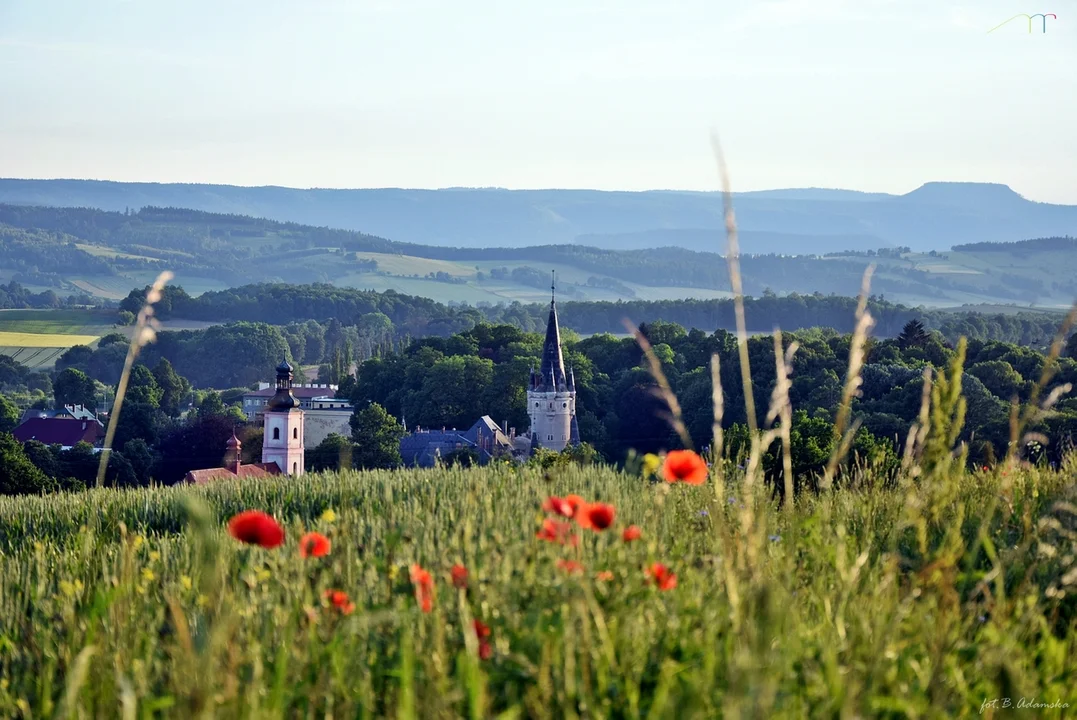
[[1, 0, 1075, 203]]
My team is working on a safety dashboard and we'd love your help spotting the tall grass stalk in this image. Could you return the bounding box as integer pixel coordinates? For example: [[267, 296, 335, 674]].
[[623, 318, 693, 450], [710, 352, 724, 498], [712, 135, 756, 434], [821, 265, 875, 490], [768, 331, 797, 510], [95, 271, 173, 488]]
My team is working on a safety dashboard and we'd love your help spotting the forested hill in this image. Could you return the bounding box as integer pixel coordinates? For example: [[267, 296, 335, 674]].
[[2, 178, 1076, 252], [121, 282, 1070, 349], [3, 203, 1077, 308]]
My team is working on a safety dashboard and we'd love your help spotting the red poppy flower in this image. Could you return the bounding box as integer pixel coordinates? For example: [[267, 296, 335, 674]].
[[227, 510, 285, 549], [451, 564, 468, 589], [299, 532, 331, 558], [410, 564, 435, 613], [580, 503, 615, 531], [564, 495, 587, 515], [595, 570, 614, 581], [557, 559, 585, 575], [324, 589, 355, 615], [542, 495, 575, 518], [469, 619, 493, 659], [622, 525, 642, 542], [536, 518, 579, 546], [662, 450, 709, 485], [647, 563, 678, 591]]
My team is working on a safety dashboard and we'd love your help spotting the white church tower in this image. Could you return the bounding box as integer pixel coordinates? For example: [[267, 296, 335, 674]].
[[262, 359, 305, 476], [527, 274, 580, 453]]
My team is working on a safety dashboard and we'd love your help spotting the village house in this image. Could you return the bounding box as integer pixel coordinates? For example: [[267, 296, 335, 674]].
[[12, 414, 105, 450], [242, 382, 352, 449]]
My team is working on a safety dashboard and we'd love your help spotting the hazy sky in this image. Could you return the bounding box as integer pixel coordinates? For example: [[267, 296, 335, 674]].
[[1, 0, 1074, 202]]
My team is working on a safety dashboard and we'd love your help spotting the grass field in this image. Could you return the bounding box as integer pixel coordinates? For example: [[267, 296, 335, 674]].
[[0, 309, 117, 368], [0, 459, 1074, 717]]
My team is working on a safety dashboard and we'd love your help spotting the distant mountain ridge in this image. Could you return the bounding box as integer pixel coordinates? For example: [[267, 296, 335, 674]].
[[0, 178, 1074, 253]]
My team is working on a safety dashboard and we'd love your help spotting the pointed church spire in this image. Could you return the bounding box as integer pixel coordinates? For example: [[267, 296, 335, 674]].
[[537, 272, 567, 392]]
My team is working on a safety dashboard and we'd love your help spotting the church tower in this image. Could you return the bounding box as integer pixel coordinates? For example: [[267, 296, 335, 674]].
[[527, 274, 580, 452], [262, 359, 305, 476]]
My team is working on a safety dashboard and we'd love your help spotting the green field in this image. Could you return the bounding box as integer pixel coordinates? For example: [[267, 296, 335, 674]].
[[0, 459, 1074, 716], [0, 310, 116, 368]]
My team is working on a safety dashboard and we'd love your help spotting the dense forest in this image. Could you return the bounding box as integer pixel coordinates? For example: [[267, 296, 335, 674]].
[[121, 282, 1071, 353], [5, 314, 1077, 494], [0, 280, 94, 310], [347, 320, 1077, 475]]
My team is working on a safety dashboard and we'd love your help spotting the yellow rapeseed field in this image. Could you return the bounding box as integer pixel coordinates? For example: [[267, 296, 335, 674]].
[[0, 331, 100, 347]]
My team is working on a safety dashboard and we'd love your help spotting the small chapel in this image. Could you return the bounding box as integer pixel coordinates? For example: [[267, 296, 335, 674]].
[[185, 359, 306, 483]]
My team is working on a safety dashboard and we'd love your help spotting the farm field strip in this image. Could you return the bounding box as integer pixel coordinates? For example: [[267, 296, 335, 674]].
[[0, 331, 101, 347]]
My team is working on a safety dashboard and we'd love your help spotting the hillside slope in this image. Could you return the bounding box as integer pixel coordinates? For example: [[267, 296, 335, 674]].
[[1, 179, 1074, 253]]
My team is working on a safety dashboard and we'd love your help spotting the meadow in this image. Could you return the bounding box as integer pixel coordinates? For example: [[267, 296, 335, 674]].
[[0, 457, 1075, 718]]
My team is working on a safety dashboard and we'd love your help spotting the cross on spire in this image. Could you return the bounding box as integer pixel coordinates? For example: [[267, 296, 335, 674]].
[[551, 270, 556, 304]]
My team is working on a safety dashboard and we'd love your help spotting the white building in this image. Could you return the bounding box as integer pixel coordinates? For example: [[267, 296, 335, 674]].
[[526, 282, 579, 453], [261, 360, 305, 477]]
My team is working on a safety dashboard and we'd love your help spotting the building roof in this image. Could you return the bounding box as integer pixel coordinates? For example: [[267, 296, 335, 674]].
[[12, 417, 104, 447], [19, 405, 98, 424], [185, 462, 282, 484], [400, 416, 514, 467], [530, 279, 572, 393], [244, 386, 338, 399]]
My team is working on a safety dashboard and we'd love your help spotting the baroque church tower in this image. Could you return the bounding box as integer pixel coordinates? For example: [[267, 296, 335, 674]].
[[527, 275, 580, 453], [262, 359, 305, 476]]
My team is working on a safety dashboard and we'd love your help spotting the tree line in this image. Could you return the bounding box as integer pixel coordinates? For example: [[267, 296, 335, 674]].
[[4, 314, 1077, 495], [120, 282, 1072, 350]]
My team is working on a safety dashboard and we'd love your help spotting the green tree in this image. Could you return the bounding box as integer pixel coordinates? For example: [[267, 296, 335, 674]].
[[442, 447, 479, 468], [897, 319, 929, 349], [0, 432, 55, 495], [121, 438, 155, 485], [0, 394, 19, 433], [125, 364, 162, 409], [350, 402, 404, 470], [308, 433, 354, 472], [152, 358, 191, 417], [54, 368, 97, 410]]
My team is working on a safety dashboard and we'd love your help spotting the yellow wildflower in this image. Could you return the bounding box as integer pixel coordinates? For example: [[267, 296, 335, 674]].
[[149, 551, 160, 562], [197, 594, 208, 607], [59, 580, 76, 597], [320, 508, 338, 523], [142, 568, 156, 582], [257, 568, 271, 582], [133, 535, 145, 549], [388, 564, 400, 582], [180, 575, 193, 590], [642, 453, 662, 478]]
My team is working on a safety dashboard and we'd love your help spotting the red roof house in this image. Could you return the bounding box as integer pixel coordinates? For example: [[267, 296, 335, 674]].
[[12, 417, 104, 449], [184, 431, 283, 484]]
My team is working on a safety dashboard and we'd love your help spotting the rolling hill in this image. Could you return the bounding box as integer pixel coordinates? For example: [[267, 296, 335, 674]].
[[1, 203, 1076, 311], [1, 179, 1075, 253]]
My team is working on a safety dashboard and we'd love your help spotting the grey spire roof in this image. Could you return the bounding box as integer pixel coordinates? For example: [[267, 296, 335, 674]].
[[532, 273, 569, 393]]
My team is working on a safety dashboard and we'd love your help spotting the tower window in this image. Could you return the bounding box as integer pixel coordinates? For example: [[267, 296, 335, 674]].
[[562, 402, 567, 408], [273, 427, 280, 440], [293, 428, 298, 439], [535, 402, 539, 408], [292, 462, 298, 474]]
